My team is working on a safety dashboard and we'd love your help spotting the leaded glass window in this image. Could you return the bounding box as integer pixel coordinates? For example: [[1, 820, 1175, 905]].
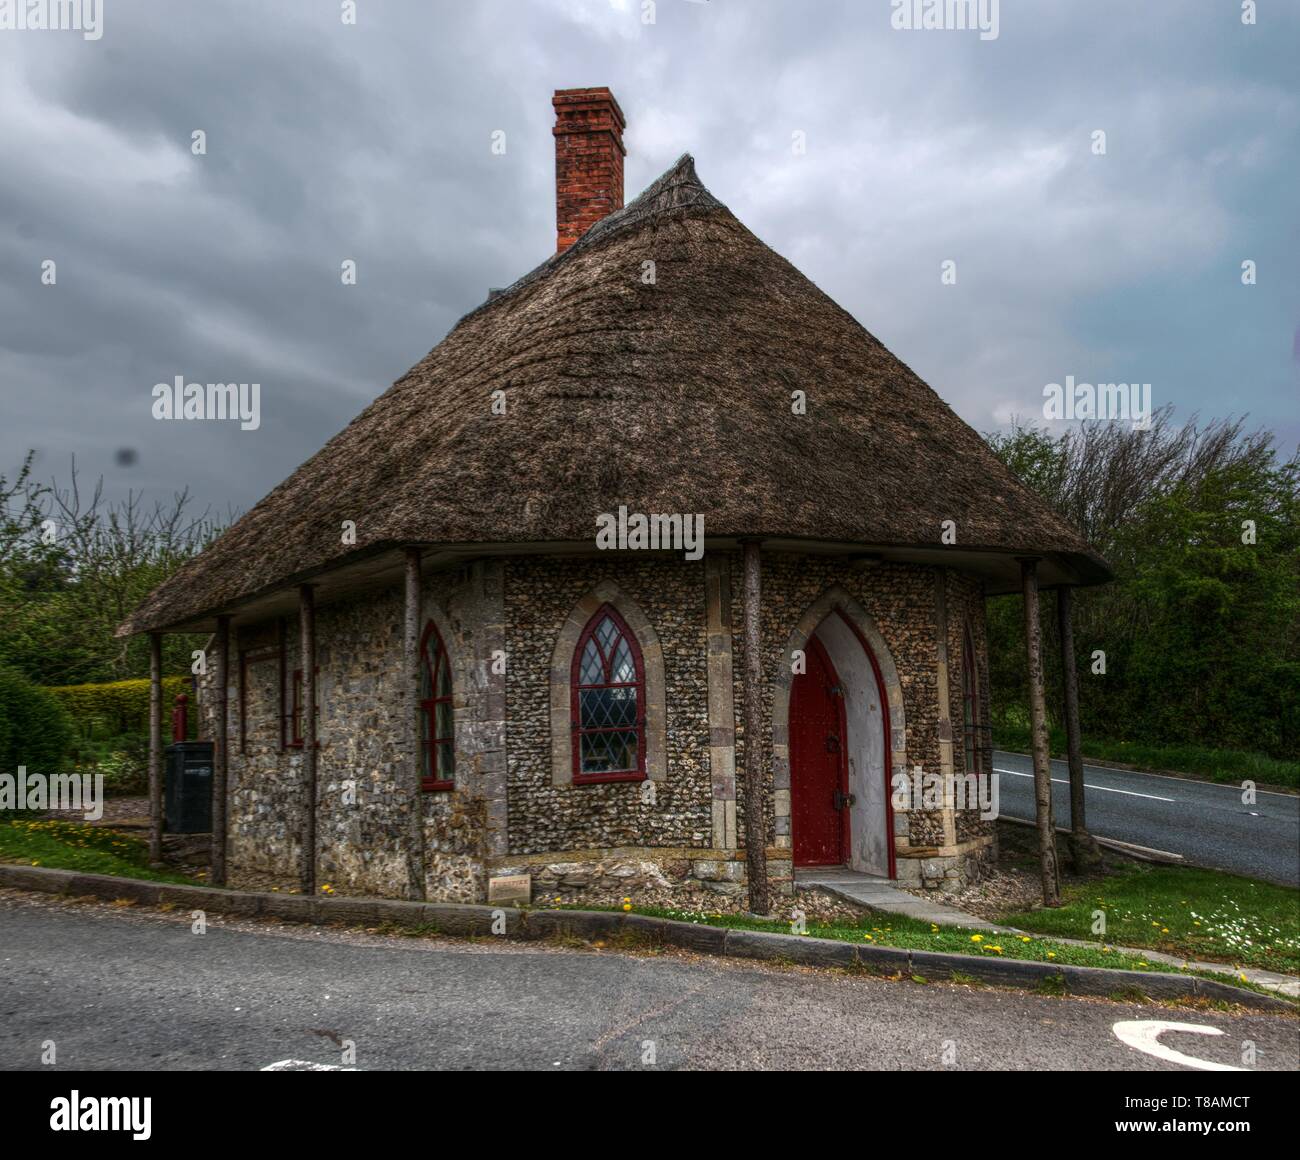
[[571, 605, 645, 781], [420, 621, 454, 790]]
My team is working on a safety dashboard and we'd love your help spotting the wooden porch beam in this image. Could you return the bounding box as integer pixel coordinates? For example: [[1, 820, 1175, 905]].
[[148, 632, 163, 867], [404, 548, 427, 901], [299, 585, 317, 895], [1057, 585, 1101, 871], [1018, 558, 1060, 906], [741, 538, 770, 916], [211, 616, 230, 886]]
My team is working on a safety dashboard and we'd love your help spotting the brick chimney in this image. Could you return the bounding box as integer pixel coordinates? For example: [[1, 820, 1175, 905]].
[[552, 87, 626, 253]]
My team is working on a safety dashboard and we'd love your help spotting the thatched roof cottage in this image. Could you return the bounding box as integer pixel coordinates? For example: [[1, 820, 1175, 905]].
[[123, 88, 1109, 911]]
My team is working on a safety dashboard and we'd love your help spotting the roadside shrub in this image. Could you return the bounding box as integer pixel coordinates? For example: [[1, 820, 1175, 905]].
[[44, 676, 190, 740], [0, 665, 74, 779], [91, 735, 150, 796]]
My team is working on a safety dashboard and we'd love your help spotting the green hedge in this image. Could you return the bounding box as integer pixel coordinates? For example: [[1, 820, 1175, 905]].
[[1, 667, 74, 778], [44, 677, 192, 739]]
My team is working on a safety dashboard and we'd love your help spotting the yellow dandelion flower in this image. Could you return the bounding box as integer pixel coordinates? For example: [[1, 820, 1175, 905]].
[[622, 903, 631, 912], [970, 934, 983, 943]]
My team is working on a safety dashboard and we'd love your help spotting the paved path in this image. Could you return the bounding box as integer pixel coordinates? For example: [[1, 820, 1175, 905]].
[[1, 892, 1295, 1071], [993, 750, 1299, 887], [793, 869, 1297, 997], [794, 867, 1011, 930]]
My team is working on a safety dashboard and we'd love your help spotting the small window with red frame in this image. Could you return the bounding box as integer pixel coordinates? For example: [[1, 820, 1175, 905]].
[[420, 622, 455, 790], [571, 605, 646, 784], [287, 668, 319, 748]]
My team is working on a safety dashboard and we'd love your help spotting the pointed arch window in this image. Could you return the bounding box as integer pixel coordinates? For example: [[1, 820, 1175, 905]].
[[420, 621, 454, 791], [571, 604, 646, 783]]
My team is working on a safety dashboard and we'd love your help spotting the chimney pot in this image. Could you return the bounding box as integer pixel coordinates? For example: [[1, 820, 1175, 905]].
[[552, 87, 626, 253]]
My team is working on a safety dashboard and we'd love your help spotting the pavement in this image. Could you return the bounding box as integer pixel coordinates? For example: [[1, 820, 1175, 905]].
[[794, 867, 1014, 931], [1, 891, 1296, 1071], [993, 750, 1299, 887]]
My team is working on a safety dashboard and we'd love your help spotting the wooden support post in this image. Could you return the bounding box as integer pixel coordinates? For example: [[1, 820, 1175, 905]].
[[1019, 558, 1059, 906], [299, 586, 317, 895], [1057, 586, 1101, 871], [404, 548, 427, 901], [211, 616, 230, 887], [148, 632, 164, 867], [741, 539, 770, 916]]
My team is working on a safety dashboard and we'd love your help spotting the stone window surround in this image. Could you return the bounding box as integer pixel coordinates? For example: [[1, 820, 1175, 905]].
[[770, 585, 907, 855], [550, 580, 667, 786], [570, 603, 648, 784]]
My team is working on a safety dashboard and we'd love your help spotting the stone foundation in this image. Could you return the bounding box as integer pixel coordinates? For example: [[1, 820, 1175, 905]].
[[489, 848, 795, 907], [893, 835, 996, 893]]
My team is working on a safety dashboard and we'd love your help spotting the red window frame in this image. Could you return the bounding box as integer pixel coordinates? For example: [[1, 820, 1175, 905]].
[[570, 603, 646, 784], [419, 621, 455, 792], [286, 666, 319, 749]]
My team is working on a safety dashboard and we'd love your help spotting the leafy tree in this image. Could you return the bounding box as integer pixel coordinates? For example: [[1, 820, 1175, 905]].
[[0, 455, 223, 686], [985, 410, 1298, 760]]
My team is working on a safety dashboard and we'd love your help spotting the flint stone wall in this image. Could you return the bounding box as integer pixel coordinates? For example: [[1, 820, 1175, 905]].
[[220, 562, 503, 901], [209, 549, 994, 902]]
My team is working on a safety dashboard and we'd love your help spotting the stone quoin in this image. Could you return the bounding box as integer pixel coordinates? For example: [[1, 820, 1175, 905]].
[[120, 87, 1111, 908]]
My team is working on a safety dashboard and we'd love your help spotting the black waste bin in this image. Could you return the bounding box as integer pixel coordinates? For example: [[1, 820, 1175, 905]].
[[165, 741, 213, 833]]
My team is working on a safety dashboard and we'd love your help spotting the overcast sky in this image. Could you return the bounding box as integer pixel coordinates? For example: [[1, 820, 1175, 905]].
[[2, 0, 1296, 521]]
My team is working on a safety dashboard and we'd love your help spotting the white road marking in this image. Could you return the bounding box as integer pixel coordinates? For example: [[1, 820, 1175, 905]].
[[1112, 1021, 1245, 1072], [995, 768, 1175, 803], [995, 753, 1296, 798], [261, 1059, 358, 1071]]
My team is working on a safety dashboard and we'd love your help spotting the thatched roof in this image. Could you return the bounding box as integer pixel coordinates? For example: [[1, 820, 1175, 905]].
[[121, 154, 1109, 635]]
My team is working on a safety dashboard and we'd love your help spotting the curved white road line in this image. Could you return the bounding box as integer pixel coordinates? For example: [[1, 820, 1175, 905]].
[[1112, 1021, 1245, 1071]]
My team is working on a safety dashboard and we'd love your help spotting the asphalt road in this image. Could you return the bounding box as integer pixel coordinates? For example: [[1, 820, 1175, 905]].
[[1, 891, 1296, 1071], [993, 750, 1300, 887]]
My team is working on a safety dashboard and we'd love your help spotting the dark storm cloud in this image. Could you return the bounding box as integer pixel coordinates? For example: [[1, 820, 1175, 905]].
[[1, 0, 1295, 519]]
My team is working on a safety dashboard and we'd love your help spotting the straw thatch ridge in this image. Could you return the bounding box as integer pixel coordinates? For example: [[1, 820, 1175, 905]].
[[121, 154, 1109, 635]]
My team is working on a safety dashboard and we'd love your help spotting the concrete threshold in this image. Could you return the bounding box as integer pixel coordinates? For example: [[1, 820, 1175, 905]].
[[795, 866, 1016, 932]]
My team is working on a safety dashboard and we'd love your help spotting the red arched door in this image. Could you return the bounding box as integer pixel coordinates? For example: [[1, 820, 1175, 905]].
[[790, 635, 849, 866]]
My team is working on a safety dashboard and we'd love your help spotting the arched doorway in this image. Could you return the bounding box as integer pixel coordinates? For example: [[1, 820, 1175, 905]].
[[784, 605, 896, 877], [790, 636, 849, 865]]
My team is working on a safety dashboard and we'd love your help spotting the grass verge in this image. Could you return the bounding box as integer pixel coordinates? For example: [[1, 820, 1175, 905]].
[[0, 817, 194, 884], [570, 903, 1193, 974], [1001, 862, 1300, 974]]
